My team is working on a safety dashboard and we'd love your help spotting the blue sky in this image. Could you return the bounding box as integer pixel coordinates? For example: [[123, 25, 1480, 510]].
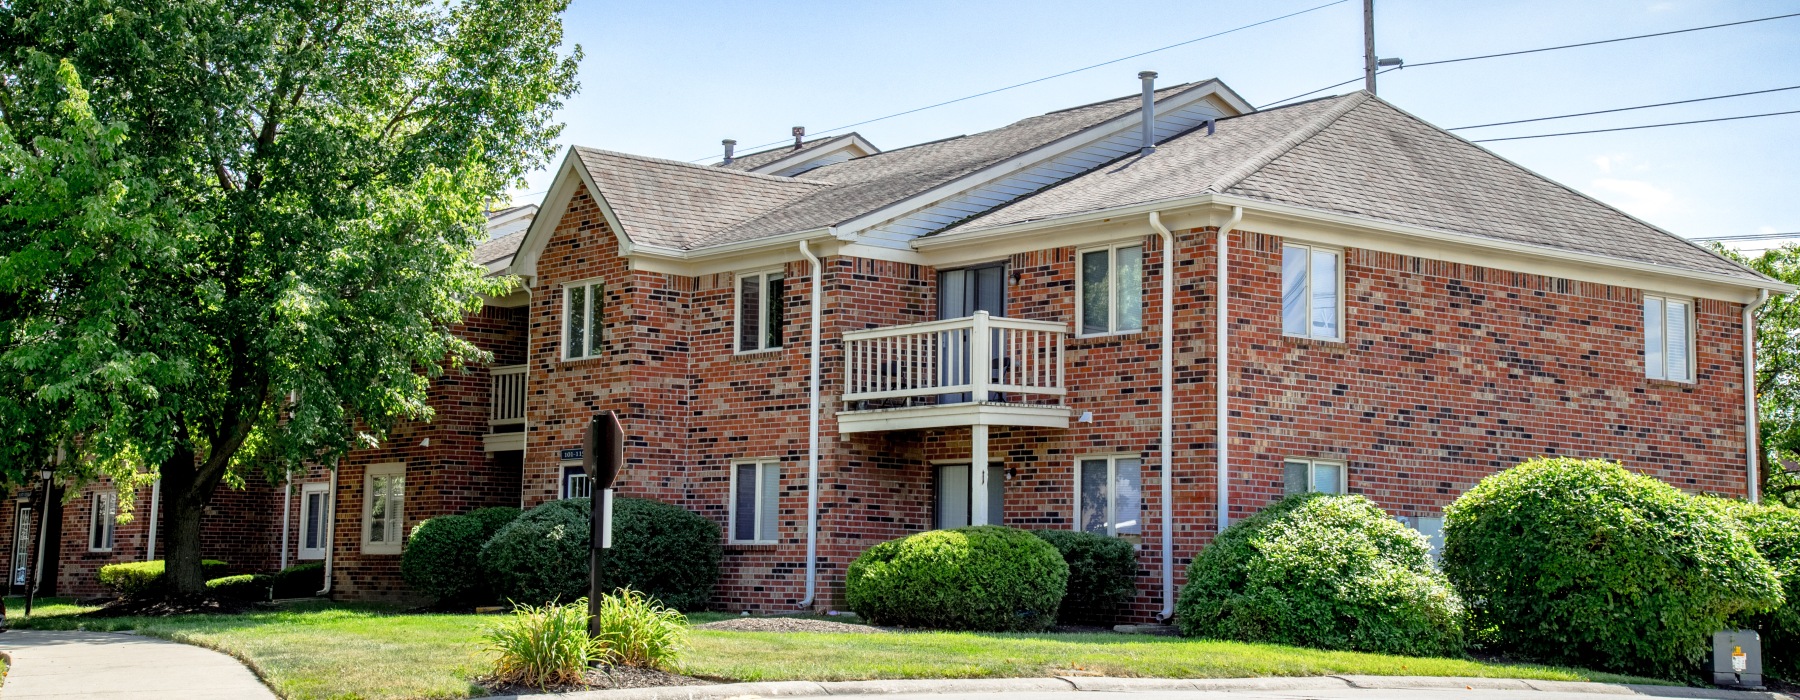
[[511, 0, 1800, 240]]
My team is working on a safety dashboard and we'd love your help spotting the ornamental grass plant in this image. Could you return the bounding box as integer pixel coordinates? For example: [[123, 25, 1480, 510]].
[[483, 599, 605, 689], [592, 588, 687, 670]]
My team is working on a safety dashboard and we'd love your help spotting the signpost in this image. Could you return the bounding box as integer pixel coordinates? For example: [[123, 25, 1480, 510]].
[[581, 411, 624, 639]]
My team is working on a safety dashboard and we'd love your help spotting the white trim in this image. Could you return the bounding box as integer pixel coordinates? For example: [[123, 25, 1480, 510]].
[[361, 463, 406, 555], [1643, 293, 1697, 383], [728, 460, 781, 545], [1075, 241, 1148, 337], [561, 279, 604, 361], [87, 491, 116, 553], [1283, 457, 1349, 495], [733, 267, 787, 354], [297, 482, 329, 561], [743, 133, 881, 176], [1073, 454, 1144, 537], [559, 461, 592, 499], [1279, 241, 1345, 342], [835, 402, 1071, 434]]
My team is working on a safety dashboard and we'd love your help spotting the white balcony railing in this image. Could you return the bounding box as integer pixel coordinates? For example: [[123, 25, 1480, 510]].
[[842, 312, 1066, 407], [490, 365, 526, 426]]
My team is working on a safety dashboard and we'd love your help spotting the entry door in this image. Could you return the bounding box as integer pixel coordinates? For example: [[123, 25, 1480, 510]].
[[938, 264, 1006, 403], [10, 504, 29, 592], [298, 483, 329, 560], [934, 463, 1005, 529]]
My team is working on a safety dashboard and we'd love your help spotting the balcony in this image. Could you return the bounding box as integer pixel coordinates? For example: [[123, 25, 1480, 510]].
[[838, 312, 1070, 434], [483, 364, 527, 452]]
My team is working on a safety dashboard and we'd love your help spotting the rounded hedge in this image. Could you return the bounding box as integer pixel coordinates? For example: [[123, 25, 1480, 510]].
[[402, 514, 490, 603], [480, 497, 722, 611], [846, 525, 1068, 631], [1176, 493, 1464, 657], [1712, 499, 1800, 681], [468, 506, 522, 539], [1442, 458, 1781, 678], [1032, 530, 1137, 626], [272, 562, 324, 599], [97, 559, 229, 598], [206, 574, 273, 602]]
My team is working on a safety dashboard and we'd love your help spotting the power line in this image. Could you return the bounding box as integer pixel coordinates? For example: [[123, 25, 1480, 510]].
[[1257, 68, 1396, 109], [1449, 84, 1800, 130], [1407, 11, 1800, 68], [1469, 109, 1800, 142], [1692, 232, 1800, 242], [687, 0, 1351, 162]]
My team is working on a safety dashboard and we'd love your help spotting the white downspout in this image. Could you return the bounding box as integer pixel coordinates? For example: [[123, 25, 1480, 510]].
[[1747, 289, 1771, 503], [1216, 206, 1243, 533], [1148, 212, 1176, 621], [280, 474, 292, 569], [317, 458, 339, 596], [144, 478, 160, 561], [798, 239, 824, 609]]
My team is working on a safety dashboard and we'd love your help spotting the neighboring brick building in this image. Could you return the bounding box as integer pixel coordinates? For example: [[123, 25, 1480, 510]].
[[15, 78, 1787, 621]]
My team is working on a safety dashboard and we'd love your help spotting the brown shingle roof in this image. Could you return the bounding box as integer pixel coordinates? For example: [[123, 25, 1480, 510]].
[[575, 148, 830, 250]]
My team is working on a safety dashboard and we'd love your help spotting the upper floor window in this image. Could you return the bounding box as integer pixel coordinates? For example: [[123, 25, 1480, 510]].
[[88, 491, 116, 552], [1284, 457, 1346, 496], [731, 460, 780, 543], [1282, 243, 1342, 341], [1079, 244, 1144, 335], [1077, 455, 1141, 537], [736, 270, 785, 353], [564, 281, 602, 360], [1644, 294, 1693, 382], [363, 463, 405, 554]]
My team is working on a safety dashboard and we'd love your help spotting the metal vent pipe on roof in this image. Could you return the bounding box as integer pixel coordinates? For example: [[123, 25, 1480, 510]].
[[1139, 71, 1158, 155], [791, 126, 805, 151], [722, 139, 737, 165]]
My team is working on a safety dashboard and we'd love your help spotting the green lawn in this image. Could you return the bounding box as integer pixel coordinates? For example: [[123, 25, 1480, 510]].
[[6, 597, 1666, 700]]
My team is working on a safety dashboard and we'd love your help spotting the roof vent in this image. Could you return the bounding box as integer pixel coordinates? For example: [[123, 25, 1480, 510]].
[[722, 139, 737, 165], [1138, 71, 1158, 155], [791, 126, 806, 151]]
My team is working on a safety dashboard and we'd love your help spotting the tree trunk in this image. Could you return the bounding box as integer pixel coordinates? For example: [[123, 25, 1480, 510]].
[[158, 445, 226, 597]]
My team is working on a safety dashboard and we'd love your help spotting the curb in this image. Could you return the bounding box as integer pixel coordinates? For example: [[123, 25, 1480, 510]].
[[501, 675, 1795, 700]]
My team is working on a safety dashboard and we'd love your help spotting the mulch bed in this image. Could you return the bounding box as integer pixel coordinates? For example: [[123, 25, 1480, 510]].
[[693, 617, 883, 633], [478, 666, 708, 695], [86, 595, 258, 618]]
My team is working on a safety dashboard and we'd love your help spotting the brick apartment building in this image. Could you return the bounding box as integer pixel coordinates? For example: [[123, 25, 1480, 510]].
[[9, 77, 1788, 621]]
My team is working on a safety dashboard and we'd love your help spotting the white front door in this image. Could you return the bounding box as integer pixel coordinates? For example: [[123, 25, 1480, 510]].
[[298, 483, 329, 560]]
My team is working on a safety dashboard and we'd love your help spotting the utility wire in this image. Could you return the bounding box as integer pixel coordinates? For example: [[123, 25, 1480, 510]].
[[1690, 232, 1800, 242], [687, 0, 1351, 162], [1257, 69, 1395, 109], [1469, 109, 1800, 142], [1449, 84, 1800, 130]]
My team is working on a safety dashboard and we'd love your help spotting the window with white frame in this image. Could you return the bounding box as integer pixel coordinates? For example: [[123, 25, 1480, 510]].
[[1283, 458, 1346, 496], [731, 461, 780, 543], [1079, 243, 1144, 335], [933, 463, 1004, 529], [561, 464, 592, 499], [1644, 294, 1694, 382], [298, 482, 329, 560], [1077, 456, 1142, 537], [362, 463, 406, 554], [1281, 243, 1342, 341], [564, 281, 602, 360], [88, 491, 116, 552], [1395, 514, 1445, 559], [736, 270, 785, 353]]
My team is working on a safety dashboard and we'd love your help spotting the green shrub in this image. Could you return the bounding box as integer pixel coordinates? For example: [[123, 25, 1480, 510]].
[[1032, 530, 1137, 626], [1442, 458, 1781, 679], [593, 587, 687, 670], [97, 559, 229, 598], [402, 514, 489, 603], [206, 574, 273, 602], [480, 497, 722, 610], [272, 562, 324, 599], [483, 598, 605, 689], [1713, 499, 1800, 681], [1176, 493, 1463, 657], [846, 525, 1068, 631], [468, 506, 522, 539]]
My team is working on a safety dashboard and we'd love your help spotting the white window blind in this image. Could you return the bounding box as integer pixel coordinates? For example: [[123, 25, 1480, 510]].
[[1644, 295, 1693, 381], [934, 463, 1004, 529], [1078, 456, 1142, 537], [1284, 458, 1347, 496], [1282, 244, 1342, 341], [732, 462, 780, 543]]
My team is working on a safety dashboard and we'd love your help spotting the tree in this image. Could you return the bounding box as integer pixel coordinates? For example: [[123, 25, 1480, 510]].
[[1716, 244, 1800, 506], [0, 0, 579, 595]]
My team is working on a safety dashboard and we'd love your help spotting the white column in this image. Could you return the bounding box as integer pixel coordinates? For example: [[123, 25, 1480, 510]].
[[970, 424, 989, 526]]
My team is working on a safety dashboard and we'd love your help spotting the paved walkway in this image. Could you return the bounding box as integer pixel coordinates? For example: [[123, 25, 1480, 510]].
[[0, 629, 277, 699]]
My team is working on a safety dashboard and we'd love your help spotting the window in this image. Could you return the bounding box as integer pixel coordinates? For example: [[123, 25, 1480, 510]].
[[1283, 458, 1347, 495], [1281, 243, 1342, 341], [298, 482, 329, 560], [730, 461, 780, 543], [933, 463, 1004, 529], [1644, 294, 1693, 382], [564, 281, 602, 360], [736, 270, 785, 353], [1079, 244, 1144, 335], [1077, 456, 1142, 537], [88, 492, 116, 552], [561, 464, 592, 499], [1396, 515, 1445, 559], [362, 463, 405, 554]]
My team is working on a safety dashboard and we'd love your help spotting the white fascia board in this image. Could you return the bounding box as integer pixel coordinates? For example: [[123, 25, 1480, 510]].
[[507, 151, 634, 280], [746, 134, 880, 175], [829, 83, 1240, 240], [628, 230, 840, 276]]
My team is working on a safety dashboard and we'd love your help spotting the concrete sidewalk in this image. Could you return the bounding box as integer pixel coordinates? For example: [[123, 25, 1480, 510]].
[[506, 676, 1795, 700], [0, 629, 277, 699]]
